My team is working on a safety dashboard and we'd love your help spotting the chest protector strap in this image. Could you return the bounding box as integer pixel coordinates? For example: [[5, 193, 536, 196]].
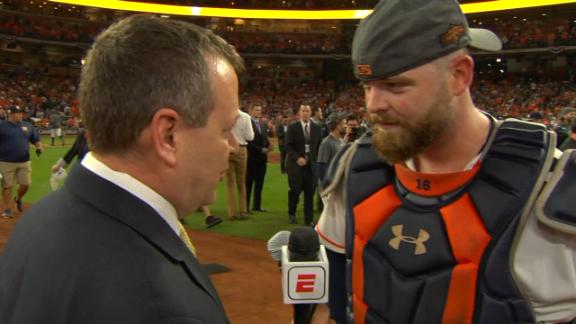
[[345, 119, 555, 324], [536, 149, 576, 233]]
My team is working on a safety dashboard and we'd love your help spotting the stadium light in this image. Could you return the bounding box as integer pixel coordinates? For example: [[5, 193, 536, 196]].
[[48, 0, 576, 20]]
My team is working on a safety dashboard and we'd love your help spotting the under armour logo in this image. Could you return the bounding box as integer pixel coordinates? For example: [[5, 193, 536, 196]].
[[389, 225, 430, 255]]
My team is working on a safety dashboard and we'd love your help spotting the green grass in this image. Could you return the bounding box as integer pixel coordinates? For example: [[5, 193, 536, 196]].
[[26, 136, 317, 240]]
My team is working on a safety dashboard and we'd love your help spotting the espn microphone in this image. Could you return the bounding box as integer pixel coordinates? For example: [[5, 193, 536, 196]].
[[267, 230, 291, 265], [274, 227, 329, 324]]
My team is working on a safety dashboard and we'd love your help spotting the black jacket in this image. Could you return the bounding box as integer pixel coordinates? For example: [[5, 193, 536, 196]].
[[0, 164, 228, 324]]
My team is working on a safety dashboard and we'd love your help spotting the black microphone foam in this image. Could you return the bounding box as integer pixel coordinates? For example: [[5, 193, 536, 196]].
[[288, 227, 320, 262]]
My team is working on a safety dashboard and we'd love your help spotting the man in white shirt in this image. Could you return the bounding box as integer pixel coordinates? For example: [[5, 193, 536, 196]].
[[226, 109, 254, 220], [0, 15, 243, 323]]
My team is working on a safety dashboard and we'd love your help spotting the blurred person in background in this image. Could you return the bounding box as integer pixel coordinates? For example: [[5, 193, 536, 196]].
[[49, 108, 65, 146], [285, 103, 322, 226], [311, 106, 327, 212], [225, 108, 253, 220], [49, 127, 89, 191], [276, 114, 290, 174], [555, 110, 576, 147], [51, 125, 89, 174], [246, 104, 271, 213], [343, 114, 363, 144], [317, 112, 346, 186], [311, 105, 328, 138], [559, 118, 576, 150], [0, 105, 42, 218]]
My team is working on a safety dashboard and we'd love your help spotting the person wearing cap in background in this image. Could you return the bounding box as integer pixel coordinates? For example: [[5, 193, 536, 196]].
[[316, 0, 576, 323], [528, 111, 544, 124], [0, 105, 43, 218]]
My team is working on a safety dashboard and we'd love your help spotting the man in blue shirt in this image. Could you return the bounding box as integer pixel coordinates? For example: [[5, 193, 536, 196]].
[[0, 105, 43, 218]]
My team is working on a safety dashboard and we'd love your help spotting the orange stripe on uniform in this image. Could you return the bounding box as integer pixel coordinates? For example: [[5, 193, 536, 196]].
[[353, 291, 368, 324], [352, 185, 401, 324], [442, 264, 478, 324], [316, 227, 346, 249], [353, 185, 401, 241], [394, 162, 481, 197], [440, 193, 492, 324]]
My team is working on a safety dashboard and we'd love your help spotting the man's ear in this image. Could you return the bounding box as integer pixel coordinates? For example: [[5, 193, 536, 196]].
[[150, 108, 180, 167], [449, 54, 474, 96]]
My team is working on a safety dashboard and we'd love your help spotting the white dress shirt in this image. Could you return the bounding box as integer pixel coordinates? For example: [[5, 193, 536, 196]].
[[81, 152, 180, 236], [232, 110, 254, 145]]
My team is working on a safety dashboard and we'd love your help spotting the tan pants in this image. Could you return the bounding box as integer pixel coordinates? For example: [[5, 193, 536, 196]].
[[0, 161, 31, 188], [226, 146, 248, 217]]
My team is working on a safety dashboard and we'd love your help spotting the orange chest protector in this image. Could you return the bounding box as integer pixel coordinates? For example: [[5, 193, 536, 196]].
[[344, 120, 554, 324]]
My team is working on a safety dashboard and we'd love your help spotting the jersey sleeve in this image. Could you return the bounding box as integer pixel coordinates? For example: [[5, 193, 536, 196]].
[[316, 179, 347, 254], [315, 143, 357, 255]]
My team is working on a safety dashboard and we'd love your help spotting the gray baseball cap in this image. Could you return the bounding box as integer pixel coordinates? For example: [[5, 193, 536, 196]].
[[352, 0, 502, 81]]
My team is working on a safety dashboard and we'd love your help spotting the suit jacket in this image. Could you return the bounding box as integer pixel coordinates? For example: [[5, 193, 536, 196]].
[[0, 164, 228, 324], [247, 118, 270, 164], [284, 120, 322, 173]]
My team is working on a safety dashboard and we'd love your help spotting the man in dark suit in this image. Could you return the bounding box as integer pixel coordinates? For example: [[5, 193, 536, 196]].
[[0, 15, 244, 323], [285, 104, 322, 226], [276, 114, 289, 174], [246, 104, 271, 212]]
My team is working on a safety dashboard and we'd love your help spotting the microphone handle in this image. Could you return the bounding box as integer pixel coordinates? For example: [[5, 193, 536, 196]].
[[293, 304, 316, 324]]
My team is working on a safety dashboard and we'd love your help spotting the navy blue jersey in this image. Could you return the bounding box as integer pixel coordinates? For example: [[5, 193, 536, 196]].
[[0, 121, 40, 162]]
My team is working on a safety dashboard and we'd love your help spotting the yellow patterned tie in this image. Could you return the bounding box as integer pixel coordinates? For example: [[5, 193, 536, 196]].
[[177, 222, 197, 256]]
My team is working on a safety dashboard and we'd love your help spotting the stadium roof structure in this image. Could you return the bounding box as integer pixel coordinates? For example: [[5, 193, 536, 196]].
[[49, 0, 576, 20]]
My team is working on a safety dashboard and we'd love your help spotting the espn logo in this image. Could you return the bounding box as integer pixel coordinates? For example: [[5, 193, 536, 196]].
[[295, 274, 316, 293], [287, 266, 326, 301], [281, 245, 329, 304]]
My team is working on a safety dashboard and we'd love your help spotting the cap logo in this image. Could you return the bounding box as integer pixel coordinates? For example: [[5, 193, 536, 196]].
[[356, 64, 372, 77], [440, 24, 466, 47]]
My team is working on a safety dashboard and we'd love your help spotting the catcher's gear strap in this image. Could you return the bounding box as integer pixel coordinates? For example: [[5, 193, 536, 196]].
[[536, 149, 576, 234]]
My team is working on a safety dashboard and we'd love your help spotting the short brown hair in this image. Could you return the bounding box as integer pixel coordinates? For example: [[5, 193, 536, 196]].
[[80, 14, 244, 154]]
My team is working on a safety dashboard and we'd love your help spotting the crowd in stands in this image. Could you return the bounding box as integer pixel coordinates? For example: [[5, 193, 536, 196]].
[[0, 15, 100, 43], [2, 11, 576, 53], [226, 33, 345, 54], [474, 17, 576, 49], [473, 77, 576, 122], [0, 71, 80, 128], [3, 67, 573, 133]]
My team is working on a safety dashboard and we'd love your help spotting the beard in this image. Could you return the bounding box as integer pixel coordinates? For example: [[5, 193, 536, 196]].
[[369, 83, 455, 164]]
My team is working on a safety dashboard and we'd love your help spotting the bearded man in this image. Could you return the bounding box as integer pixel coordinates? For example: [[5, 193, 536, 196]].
[[315, 0, 576, 323]]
